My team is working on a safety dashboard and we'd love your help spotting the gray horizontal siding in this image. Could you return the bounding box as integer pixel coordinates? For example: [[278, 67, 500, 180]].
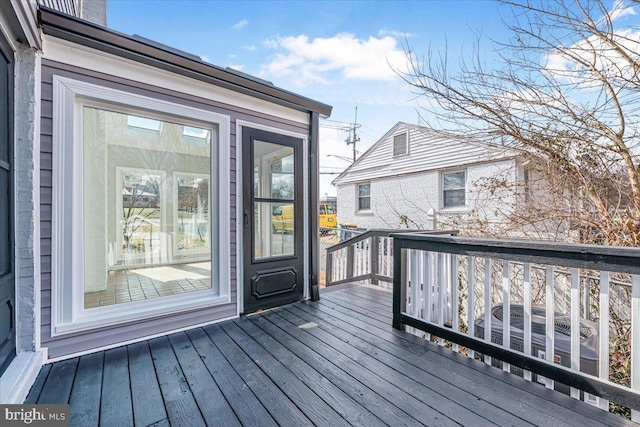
[[40, 59, 309, 358], [335, 123, 513, 184]]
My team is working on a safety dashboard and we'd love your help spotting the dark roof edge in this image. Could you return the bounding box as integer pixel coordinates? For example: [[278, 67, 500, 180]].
[[38, 7, 332, 118]]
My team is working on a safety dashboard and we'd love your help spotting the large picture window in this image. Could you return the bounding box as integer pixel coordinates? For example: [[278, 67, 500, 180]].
[[52, 77, 230, 335]]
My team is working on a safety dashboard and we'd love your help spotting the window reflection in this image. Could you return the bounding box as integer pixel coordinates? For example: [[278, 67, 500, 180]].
[[82, 106, 216, 309]]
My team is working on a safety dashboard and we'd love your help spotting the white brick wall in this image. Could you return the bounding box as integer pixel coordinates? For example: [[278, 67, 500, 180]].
[[336, 159, 517, 232], [14, 46, 39, 353]]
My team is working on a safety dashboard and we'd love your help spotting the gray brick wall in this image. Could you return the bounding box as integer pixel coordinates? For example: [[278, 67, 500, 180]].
[[80, 0, 107, 26]]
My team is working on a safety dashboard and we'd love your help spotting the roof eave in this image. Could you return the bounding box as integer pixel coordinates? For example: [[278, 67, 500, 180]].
[[38, 7, 332, 118]]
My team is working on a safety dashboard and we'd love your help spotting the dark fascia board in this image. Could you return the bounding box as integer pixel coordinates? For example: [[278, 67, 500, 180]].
[[38, 7, 332, 118]]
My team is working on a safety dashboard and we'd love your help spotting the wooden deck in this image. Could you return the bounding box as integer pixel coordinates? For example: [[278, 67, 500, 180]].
[[26, 284, 632, 426]]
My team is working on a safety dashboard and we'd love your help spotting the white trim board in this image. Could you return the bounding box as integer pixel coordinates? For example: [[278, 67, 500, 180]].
[[42, 36, 308, 125], [0, 351, 46, 404], [43, 313, 238, 364]]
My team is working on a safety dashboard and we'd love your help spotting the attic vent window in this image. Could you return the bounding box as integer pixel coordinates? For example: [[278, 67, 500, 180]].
[[392, 133, 408, 157]]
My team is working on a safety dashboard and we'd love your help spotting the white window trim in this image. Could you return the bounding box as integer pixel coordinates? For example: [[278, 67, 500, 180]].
[[357, 182, 372, 213], [52, 76, 231, 336], [441, 169, 467, 210]]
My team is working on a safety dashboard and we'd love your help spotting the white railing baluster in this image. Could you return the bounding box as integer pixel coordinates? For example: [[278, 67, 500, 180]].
[[423, 251, 431, 339], [598, 272, 610, 411], [570, 268, 580, 400], [631, 275, 640, 422], [438, 252, 445, 346], [452, 254, 459, 352], [545, 266, 555, 390], [411, 250, 420, 322], [503, 260, 511, 373], [523, 263, 532, 381], [484, 258, 492, 365], [467, 256, 475, 358]]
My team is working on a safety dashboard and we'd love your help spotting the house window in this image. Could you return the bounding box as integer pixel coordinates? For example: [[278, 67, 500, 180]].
[[358, 183, 371, 211], [393, 132, 408, 157], [52, 76, 230, 335], [443, 171, 466, 208]]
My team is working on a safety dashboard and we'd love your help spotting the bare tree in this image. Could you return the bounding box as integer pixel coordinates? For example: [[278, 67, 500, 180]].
[[401, 0, 640, 246]]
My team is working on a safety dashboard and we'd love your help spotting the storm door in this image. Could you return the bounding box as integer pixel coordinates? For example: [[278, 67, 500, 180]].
[[0, 36, 14, 375], [242, 128, 304, 313]]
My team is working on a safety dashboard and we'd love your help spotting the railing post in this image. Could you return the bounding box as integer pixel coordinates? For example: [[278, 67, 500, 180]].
[[370, 235, 379, 286], [393, 240, 406, 330], [325, 248, 333, 286], [346, 243, 355, 280]]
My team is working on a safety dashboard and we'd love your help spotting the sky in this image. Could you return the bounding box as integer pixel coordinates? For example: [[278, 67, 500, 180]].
[[105, 0, 519, 196]]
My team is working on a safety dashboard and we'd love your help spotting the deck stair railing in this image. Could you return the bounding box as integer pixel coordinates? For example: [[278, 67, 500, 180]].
[[392, 233, 640, 420], [325, 229, 455, 288]]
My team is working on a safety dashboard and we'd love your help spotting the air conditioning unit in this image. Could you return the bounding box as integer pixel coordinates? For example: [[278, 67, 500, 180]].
[[475, 305, 599, 396]]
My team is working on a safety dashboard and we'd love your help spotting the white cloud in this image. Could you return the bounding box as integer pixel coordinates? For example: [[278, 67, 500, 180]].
[[262, 39, 279, 49], [233, 19, 248, 30], [544, 27, 640, 86], [259, 32, 410, 86], [200, 55, 211, 63], [243, 45, 256, 51], [378, 29, 414, 39], [610, 0, 636, 22]]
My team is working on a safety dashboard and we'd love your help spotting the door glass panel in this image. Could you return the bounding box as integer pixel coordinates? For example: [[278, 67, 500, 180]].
[[253, 141, 294, 200], [82, 106, 215, 309], [254, 202, 294, 259]]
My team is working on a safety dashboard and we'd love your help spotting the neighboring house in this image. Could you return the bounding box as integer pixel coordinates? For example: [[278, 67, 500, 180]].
[[332, 122, 525, 232], [0, 0, 331, 403]]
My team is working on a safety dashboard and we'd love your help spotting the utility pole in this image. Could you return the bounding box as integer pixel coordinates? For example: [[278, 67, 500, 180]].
[[345, 106, 360, 163]]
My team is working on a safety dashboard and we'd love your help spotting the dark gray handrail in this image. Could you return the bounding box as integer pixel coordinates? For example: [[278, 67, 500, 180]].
[[325, 229, 456, 287], [390, 233, 640, 275]]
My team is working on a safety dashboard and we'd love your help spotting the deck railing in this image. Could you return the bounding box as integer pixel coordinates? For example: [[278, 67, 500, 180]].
[[324, 229, 455, 287], [392, 233, 640, 420]]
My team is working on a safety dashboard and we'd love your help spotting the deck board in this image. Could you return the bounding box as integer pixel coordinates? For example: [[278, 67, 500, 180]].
[[69, 352, 103, 427], [203, 323, 314, 427], [232, 316, 388, 427], [285, 304, 535, 427], [295, 300, 585, 427], [128, 341, 167, 427], [100, 347, 133, 427], [27, 284, 634, 426], [148, 336, 205, 427], [24, 363, 51, 404], [220, 320, 350, 427], [167, 332, 241, 427], [186, 327, 277, 427], [276, 305, 502, 427], [247, 313, 422, 427]]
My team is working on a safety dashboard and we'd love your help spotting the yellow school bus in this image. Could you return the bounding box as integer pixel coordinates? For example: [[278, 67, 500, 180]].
[[319, 203, 336, 234]]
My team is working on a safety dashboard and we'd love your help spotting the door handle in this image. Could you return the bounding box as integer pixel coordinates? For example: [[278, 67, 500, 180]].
[[244, 209, 249, 228]]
